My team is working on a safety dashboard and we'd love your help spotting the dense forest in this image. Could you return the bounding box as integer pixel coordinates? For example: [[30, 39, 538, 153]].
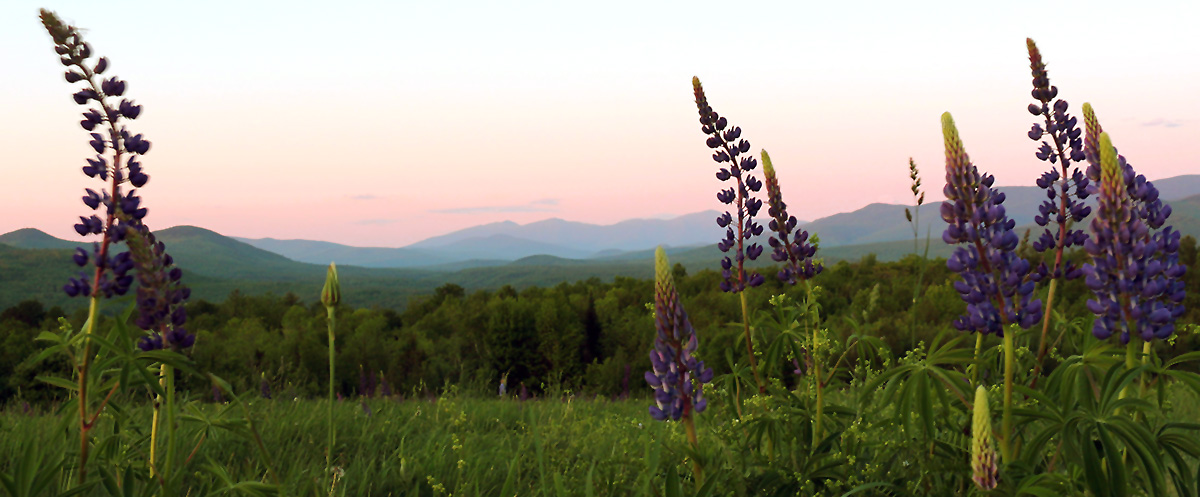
[[4, 237, 1198, 406]]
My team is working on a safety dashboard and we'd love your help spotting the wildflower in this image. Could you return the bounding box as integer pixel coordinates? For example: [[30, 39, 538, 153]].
[[972, 386, 999, 490], [941, 113, 1042, 335], [1025, 39, 1090, 283], [126, 226, 193, 352], [42, 9, 161, 306], [379, 371, 392, 398], [906, 157, 926, 223], [645, 247, 713, 421], [760, 150, 821, 284], [1080, 105, 1187, 342], [260, 373, 272, 399], [692, 77, 764, 293]]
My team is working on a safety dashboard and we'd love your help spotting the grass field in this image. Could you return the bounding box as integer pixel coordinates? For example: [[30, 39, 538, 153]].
[[0, 394, 701, 496], [3, 381, 1197, 496]]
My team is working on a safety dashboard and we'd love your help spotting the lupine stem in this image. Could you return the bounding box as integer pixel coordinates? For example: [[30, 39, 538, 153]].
[[1030, 277, 1058, 386], [682, 414, 704, 487], [326, 306, 337, 481], [77, 294, 99, 484], [150, 365, 163, 478], [1119, 338, 1140, 405], [163, 364, 176, 487], [1000, 332, 1014, 463], [739, 292, 764, 394], [973, 332, 984, 387], [807, 281, 823, 447]]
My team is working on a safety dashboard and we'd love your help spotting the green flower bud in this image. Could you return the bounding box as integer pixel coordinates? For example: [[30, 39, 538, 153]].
[[321, 262, 340, 309], [972, 386, 999, 490]]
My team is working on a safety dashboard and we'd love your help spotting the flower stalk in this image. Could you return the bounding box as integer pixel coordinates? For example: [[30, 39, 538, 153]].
[[645, 247, 713, 487], [693, 77, 767, 394], [940, 112, 1041, 463], [40, 9, 156, 482], [322, 262, 341, 482], [1024, 39, 1090, 385]]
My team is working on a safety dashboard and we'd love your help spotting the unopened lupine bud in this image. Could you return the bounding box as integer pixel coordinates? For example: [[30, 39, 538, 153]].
[[972, 386, 999, 490]]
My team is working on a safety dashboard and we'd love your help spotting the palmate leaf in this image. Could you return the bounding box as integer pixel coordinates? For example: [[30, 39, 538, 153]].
[[859, 333, 971, 439]]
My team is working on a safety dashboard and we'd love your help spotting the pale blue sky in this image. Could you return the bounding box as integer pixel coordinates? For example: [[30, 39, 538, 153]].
[[4, 0, 1197, 245]]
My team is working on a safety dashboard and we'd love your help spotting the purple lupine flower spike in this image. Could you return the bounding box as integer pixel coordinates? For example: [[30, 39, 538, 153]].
[[42, 10, 191, 351], [646, 247, 713, 421], [1080, 104, 1186, 343], [760, 150, 822, 284], [941, 113, 1042, 336], [693, 77, 764, 293], [127, 226, 193, 352], [1025, 39, 1090, 283]]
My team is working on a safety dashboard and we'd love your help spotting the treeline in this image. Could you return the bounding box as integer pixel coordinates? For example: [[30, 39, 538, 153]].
[[3, 236, 1198, 405]]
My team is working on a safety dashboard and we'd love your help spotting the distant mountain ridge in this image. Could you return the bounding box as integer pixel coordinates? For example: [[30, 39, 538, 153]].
[[5, 174, 1198, 276], [230, 174, 1200, 267], [235, 211, 732, 266], [3, 193, 1198, 312], [406, 211, 727, 252]]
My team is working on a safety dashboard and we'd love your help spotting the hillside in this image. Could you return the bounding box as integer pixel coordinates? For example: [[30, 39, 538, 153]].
[[0, 228, 83, 250], [4, 185, 1198, 313]]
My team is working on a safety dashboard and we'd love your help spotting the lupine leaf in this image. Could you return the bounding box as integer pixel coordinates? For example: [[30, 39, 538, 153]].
[[1081, 431, 1109, 497], [1097, 425, 1127, 497], [35, 375, 79, 392]]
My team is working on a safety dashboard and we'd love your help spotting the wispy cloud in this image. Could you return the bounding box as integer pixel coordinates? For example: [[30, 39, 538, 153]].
[[349, 194, 379, 200], [1142, 118, 1183, 128], [430, 198, 561, 214], [354, 218, 400, 225]]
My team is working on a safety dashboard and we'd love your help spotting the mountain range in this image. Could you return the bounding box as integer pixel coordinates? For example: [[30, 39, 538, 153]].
[[232, 174, 1200, 267], [3, 174, 1198, 311], [231, 211, 734, 267]]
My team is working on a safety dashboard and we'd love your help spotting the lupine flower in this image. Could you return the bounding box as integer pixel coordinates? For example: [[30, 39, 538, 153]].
[[1025, 39, 1091, 283], [42, 10, 168, 312], [1080, 105, 1187, 343], [359, 365, 377, 398], [645, 247, 714, 421], [126, 226, 193, 351], [693, 77, 765, 293], [972, 386, 999, 490], [760, 150, 822, 284], [379, 371, 392, 398], [940, 113, 1042, 335], [260, 373, 272, 399]]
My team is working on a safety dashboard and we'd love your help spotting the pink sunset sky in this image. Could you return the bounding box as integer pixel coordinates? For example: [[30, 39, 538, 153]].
[[4, 1, 1197, 247]]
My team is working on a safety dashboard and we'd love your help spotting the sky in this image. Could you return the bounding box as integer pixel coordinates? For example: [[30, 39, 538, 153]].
[[3, 0, 1198, 247]]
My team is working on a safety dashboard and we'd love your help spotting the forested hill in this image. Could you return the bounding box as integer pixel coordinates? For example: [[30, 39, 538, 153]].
[[2, 236, 1197, 404]]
